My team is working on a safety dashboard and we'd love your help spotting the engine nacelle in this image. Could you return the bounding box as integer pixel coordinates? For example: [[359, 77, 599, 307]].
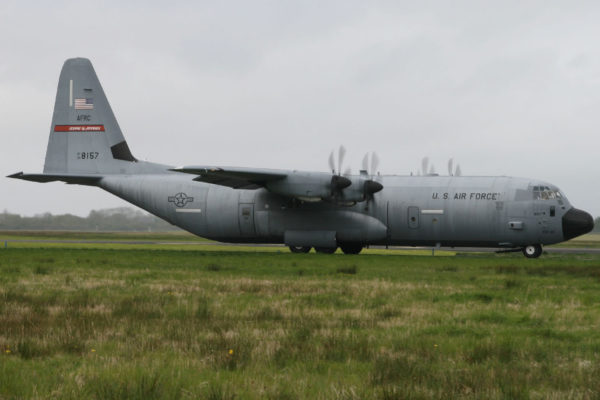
[[265, 171, 383, 205], [265, 171, 335, 201]]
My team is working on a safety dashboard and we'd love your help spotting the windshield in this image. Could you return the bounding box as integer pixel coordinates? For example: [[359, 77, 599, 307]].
[[532, 185, 565, 204]]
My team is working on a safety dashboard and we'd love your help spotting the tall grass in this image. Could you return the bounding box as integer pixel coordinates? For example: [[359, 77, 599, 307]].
[[1, 246, 600, 398]]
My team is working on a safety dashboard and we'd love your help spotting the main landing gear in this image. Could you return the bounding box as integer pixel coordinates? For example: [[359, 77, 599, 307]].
[[522, 244, 542, 258], [339, 243, 363, 254], [288, 244, 364, 255], [288, 246, 311, 253]]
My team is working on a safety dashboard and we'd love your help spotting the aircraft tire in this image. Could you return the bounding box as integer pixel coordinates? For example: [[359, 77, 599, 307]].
[[314, 247, 337, 254], [289, 246, 311, 253], [339, 244, 363, 254], [522, 244, 542, 258]]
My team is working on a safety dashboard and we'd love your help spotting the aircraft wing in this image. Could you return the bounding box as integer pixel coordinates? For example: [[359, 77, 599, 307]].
[[170, 166, 288, 189]]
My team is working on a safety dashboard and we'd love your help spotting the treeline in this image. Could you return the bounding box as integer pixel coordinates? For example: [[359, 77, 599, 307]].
[[0, 208, 180, 231]]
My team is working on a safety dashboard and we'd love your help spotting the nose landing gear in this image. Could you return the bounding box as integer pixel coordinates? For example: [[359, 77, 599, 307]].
[[523, 244, 542, 258]]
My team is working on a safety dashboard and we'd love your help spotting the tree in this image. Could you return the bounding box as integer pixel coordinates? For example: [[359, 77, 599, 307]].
[[0, 208, 179, 231]]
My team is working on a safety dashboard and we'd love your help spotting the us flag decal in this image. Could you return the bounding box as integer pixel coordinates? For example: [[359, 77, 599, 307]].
[[74, 98, 94, 110]]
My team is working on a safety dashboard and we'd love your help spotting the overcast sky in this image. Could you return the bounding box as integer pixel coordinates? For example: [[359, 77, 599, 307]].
[[1, 1, 599, 217]]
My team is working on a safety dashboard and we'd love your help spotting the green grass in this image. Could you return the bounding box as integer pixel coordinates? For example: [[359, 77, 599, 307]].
[[1, 242, 600, 399], [549, 233, 600, 248], [0, 230, 458, 255]]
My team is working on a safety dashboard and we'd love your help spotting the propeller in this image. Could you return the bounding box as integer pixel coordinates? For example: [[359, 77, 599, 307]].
[[418, 156, 438, 176], [361, 152, 384, 209], [338, 146, 346, 176], [455, 164, 462, 177], [362, 152, 380, 176], [447, 158, 462, 176], [328, 152, 335, 174], [329, 145, 349, 175], [328, 146, 351, 196], [421, 157, 429, 177]]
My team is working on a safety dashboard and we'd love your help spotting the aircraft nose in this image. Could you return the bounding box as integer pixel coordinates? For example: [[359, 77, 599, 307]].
[[562, 208, 594, 240]]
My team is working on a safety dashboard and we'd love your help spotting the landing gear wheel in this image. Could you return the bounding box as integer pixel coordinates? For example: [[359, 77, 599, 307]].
[[315, 247, 337, 254], [289, 246, 311, 253], [339, 244, 363, 254], [522, 244, 542, 258]]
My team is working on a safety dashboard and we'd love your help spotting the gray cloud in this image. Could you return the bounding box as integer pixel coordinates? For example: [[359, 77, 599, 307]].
[[1, 1, 599, 216]]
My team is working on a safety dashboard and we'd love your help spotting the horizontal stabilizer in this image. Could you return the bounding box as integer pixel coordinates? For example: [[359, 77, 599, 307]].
[[8, 172, 101, 186], [171, 166, 287, 189]]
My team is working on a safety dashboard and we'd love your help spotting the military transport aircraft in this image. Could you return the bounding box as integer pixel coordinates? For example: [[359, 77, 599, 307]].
[[9, 58, 594, 257]]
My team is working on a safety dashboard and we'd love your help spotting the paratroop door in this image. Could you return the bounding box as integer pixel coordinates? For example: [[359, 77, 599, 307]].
[[408, 206, 419, 229], [238, 203, 255, 236]]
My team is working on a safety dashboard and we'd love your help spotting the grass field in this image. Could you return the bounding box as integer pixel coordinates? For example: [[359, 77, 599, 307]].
[[550, 233, 600, 249], [1, 237, 600, 399], [1, 230, 599, 251]]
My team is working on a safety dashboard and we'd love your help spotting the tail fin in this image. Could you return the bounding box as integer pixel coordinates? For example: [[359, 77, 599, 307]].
[[43, 58, 136, 175]]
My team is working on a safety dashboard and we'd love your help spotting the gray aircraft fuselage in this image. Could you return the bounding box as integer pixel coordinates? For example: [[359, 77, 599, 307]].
[[98, 167, 588, 249], [9, 58, 595, 257]]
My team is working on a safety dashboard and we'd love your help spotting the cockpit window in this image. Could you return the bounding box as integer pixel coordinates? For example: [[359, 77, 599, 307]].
[[532, 185, 563, 201]]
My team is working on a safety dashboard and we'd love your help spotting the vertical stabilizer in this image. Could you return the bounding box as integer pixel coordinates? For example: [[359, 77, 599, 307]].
[[44, 58, 136, 174]]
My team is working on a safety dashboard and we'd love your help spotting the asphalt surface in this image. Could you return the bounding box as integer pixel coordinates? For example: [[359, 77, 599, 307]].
[[2, 239, 599, 254]]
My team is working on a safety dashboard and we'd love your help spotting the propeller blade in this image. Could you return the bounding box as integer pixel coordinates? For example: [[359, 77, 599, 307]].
[[338, 145, 346, 175], [421, 157, 429, 176], [343, 167, 352, 176], [328, 151, 335, 173], [455, 164, 462, 177], [362, 153, 369, 172], [371, 152, 379, 176], [447, 158, 454, 176], [429, 164, 436, 175]]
